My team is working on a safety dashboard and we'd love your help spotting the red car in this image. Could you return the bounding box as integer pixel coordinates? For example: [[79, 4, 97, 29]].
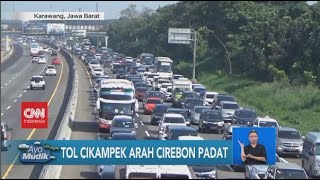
[[135, 87, 148, 102], [144, 98, 162, 115], [52, 57, 61, 65]]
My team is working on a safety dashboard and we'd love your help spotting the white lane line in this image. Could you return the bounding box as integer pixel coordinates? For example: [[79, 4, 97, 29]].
[[226, 165, 234, 171], [1, 113, 3, 116], [19, 94, 22, 98], [97, 133, 101, 140], [145, 131, 150, 137], [24, 90, 27, 92], [140, 121, 144, 126], [14, 100, 17, 103], [1, 86, 2, 89], [4, 83, 7, 85], [7, 106, 11, 110], [16, 74, 18, 77], [136, 113, 139, 117]]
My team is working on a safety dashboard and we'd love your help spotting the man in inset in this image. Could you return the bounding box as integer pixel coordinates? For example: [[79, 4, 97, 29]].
[[238, 129, 267, 165]]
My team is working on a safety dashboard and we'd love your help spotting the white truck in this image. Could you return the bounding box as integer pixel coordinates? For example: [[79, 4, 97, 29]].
[[172, 78, 192, 107]]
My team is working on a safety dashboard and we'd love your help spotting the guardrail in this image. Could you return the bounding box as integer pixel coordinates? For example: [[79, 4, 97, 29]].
[[2, 43, 13, 62], [39, 48, 78, 179]]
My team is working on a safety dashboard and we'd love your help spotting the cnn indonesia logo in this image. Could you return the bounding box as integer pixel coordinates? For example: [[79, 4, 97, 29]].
[[21, 102, 48, 128]]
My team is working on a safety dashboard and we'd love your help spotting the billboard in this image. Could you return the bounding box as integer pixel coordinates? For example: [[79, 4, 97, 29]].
[[168, 28, 193, 45], [47, 23, 65, 35], [22, 22, 47, 35]]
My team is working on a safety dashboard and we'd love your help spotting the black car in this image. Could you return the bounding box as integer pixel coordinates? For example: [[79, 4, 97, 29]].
[[134, 82, 148, 89], [116, 69, 128, 79], [212, 94, 235, 109], [167, 125, 198, 140], [112, 63, 123, 74], [151, 104, 170, 125], [166, 108, 191, 126], [233, 108, 257, 125], [131, 78, 143, 85], [182, 98, 204, 113], [222, 124, 247, 140], [198, 109, 224, 133], [177, 91, 200, 108], [98, 165, 116, 179], [110, 133, 137, 140]]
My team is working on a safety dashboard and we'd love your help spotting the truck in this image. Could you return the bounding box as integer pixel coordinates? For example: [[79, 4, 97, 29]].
[[172, 78, 192, 107]]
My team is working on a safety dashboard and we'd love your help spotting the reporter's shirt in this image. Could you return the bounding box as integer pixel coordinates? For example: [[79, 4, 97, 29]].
[[244, 143, 267, 165]]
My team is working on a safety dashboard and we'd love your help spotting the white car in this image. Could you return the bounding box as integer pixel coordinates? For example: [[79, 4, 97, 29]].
[[32, 56, 39, 63], [94, 54, 101, 60], [23, 42, 27, 46], [30, 76, 45, 90], [253, 116, 280, 128], [88, 61, 101, 70], [159, 113, 187, 140], [126, 57, 133, 62], [38, 55, 47, 64], [178, 136, 204, 140], [91, 67, 104, 79], [205, 91, 218, 105], [45, 65, 57, 76]]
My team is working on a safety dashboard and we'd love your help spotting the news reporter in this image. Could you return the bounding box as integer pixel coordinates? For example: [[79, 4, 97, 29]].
[[238, 130, 267, 165]]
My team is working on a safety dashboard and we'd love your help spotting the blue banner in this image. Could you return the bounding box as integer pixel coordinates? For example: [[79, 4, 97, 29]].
[[4, 140, 233, 165]]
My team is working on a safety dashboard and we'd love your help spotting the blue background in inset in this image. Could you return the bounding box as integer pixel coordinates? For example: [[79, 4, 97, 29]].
[[232, 127, 276, 165], [8, 140, 233, 165]]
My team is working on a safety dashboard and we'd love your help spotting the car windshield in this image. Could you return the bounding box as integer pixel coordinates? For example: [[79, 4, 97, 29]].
[[100, 102, 133, 115], [195, 107, 211, 113], [90, 61, 98, 64], [31, 43, 38, 48], [117, 69, 127, 74], [206, 94, 216, 99], [136, 87, 147, 93], [184, 93, 198, 98], [146, 91, 161, 97], [278, 130, 301, 139], [113, 64, 122, 68], [202, 112, 222, 121], [259, 121, 278, 127], [100, 94, 132, 100], [147, 74, 157, 79], [142, 56, 154, 65], [275, 169, 307, 179], [163, 117, 185, 123], [135, 83, 147, 88], [159, 80, 169, 84], [94, 68, 103, 72], [167, 88, 172, 93], [170, 129, 198, 140], [219, 96, 235, 102], [316, 143, 320, 155], [154, 106, 170, 114], [222, 103, 239, 110], [47, 66, 54, 69], [157, 64, 172, 72], [31, 77, 43, 81], [239, 110, 257, 118], [147, 99, 162, 104], [194, 87, 206, 93], [112, 119, 134, 128]]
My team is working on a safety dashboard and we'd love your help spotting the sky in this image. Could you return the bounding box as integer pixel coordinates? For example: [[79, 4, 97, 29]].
[[1, 1, 178, 20], [1, 1, 318, 20]]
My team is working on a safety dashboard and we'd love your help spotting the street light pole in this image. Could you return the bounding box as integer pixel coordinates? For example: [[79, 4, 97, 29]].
[[192, 30, 197, 81]]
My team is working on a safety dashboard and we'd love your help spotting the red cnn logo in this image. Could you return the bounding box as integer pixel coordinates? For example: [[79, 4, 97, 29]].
[[21, 102, 48, 128]]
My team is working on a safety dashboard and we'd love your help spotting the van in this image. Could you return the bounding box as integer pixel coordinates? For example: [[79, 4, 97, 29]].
[[301, 132, 320, 178]]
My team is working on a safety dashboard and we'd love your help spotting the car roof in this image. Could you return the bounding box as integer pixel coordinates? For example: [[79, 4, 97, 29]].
[[147, 97, 161, 100], [167, 108, 185, 112], [194, 106, 211, 109], [206, 91, 218, 95], [221, 101, 238, 104], [164, 113, 184, 118], [113, 115, 132, 120], [257, 116, 278, 122], [278, 127, 298, 132], [274, 162, 303, 170], [168, 125, 197, 131], [32, 75, 44, 78]]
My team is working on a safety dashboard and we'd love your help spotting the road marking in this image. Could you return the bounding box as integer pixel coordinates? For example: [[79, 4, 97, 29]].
[[2, 52, 65, 180], [136, 113, 139, 117], [78, 57, 92, 85], [97, 133, 101, 140], [18, 94, 22, 98], [226, 165, 234, 171], [6, 106, 11, 110], [145, 131, 150, 137], [1, 113, 3, 116], [1, 86, 2, 89], [4, 83, 7, 86], [8, 80, 11, 83], [24, 90, 27, 92], [13, 100, 17, 103], [16, 74, 18, 77], [140, 121, 144, 126]]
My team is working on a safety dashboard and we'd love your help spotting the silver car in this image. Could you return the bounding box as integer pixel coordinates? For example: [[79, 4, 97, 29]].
[[245, 154, 282, 179], [190, 106, 211, 124], [277, 127, 303, 157]]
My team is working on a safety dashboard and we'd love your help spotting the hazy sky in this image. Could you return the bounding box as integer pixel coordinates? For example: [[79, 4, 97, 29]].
[[1, 1, 178, 20], [1, 1, 318, 20]]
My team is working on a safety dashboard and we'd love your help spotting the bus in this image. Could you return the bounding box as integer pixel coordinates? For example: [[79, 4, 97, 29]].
[[96, 79, 138, 132], [155, 57, 173, 79], [139, 53, 155, 66], [30, 43, 40, 56]]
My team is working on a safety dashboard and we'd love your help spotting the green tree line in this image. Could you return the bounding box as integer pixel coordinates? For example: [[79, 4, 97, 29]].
[[107, 1, 320, 85]]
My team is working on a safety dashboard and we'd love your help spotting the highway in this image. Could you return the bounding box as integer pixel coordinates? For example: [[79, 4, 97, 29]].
[[0, 42, 71, 179], [58, 54, 302, 179]]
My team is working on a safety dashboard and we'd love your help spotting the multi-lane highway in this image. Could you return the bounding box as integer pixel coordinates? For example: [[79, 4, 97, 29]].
[[1, 42, 71, 179], [58, 54, 303, 179]]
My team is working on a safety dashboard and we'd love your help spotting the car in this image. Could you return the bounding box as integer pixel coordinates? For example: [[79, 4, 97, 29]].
[[31, 56, 39, 63], [191, 165, 217, 179], [302, 132, 320, 178], [150, 104, 170, 125], [253, 116, 279, 128], [192, 85, 207, 100], [166, 108, 191, 126], [50, 49, 57, 56], [91, 67, 104, 79], [198, 109, 224, 133], [166, 125, 199, 140], [109, 133, 137, 140], [45, 65, 57, 76], [134, 82, 148, 89], [52, 57, 61, 65], [136, 67, 146, 77], [158, 113, 187, 140], [116, 69, 128, 79], [88, 60, 100, 70], [178, 136, 204, 140], [277, 127, 303, 157], [143, 91, 163, 103], [109, 115, 138, 138], [111, 63, 123, 74], [190, 106, 211, 124], [265, 162, 308, 179], [94, 76, 110, 92], [212, 94, 235, 109], [233, 108, 257, 125], [182, 98, 204, 115], [94, 53, 101, 60], [177, 91, 200, 108], [135, 87, 148, 102], [143, 98, 162, 114], [222, 124, 247, 140], [126, 56, 133, 62], [97, 165, 116, 179], [1, 122, 12, 151], [30, 76, 45, 90], [173, 74, 184, 80], [155, 79, 170, 91], [38, 55, 46, 65], [205, 91, 218, 105], [219, 101, 240, 124]]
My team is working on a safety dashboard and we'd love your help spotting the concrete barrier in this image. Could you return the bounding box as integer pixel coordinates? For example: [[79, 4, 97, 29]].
[[39, 49, 78, 179], [1, 43, 13, 62]]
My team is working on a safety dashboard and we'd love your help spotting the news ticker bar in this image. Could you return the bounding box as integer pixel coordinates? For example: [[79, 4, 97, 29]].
[[12, 12, 104, 21]]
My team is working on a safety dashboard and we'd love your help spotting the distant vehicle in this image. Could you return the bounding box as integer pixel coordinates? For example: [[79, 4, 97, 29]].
[[1, 122, 12, 151], [233, 108, 257, 125], [134, 82, 148, 89], [135, 87, 148, 102], [109, 115, 138, 138], [126, 57, 133, 62], [91, 67, 104, 79], [277, 127, 303, 157], [198, 109, 224, 134], [159, 113, 187, 140], [212, 94, 235, 109], [177, 91, 199, 108], [95, 54, 101, 60], [190, 106, 211, 124], [88, 60, 100, 70], [182, 98, 204, 116], [52, 57, 61, 65], [191, 165, 217, 179], [143, 98, 162, 114], [219, 101, 240, 124], [45, 65, 57, 76], [31, 56, 39, 63], [253, 116, 279, 128], [150, 104, 170, 125], [97, 165, 116, 179], [205, 91, 218, 105], [265, 162, 308, 179], [94, 76, 110, 93], [192, 85, 207, 100], [38, 54, 47, 64], [166, 108, 190, 126], [30, 42, 40, 55], [139, 53, 155, 66], [143, 91, 162, 103], [301, 132, 320, 178], [116, 69, 128, 79], [222, 124, 247, 140], [111, 63, 123, 74], [166, 125, 198, 140], [110, 133, 136, 140], [30, 76, 45, 90]]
